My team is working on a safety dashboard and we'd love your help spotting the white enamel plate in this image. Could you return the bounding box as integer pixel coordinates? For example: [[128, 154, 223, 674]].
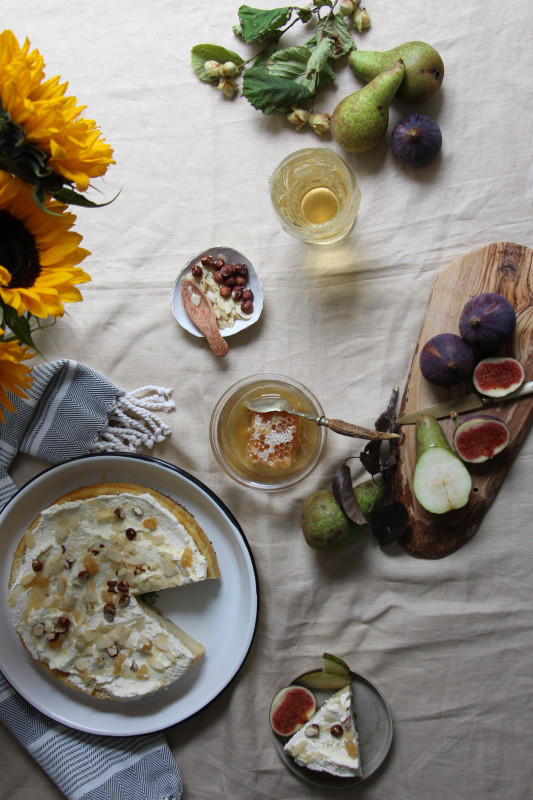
[[0, 454, 259, 736]]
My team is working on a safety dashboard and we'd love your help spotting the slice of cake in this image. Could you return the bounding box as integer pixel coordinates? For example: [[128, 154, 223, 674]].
[[245, 410, 301, 468], [8, 482, 220, 701], [284, 684, 362, 779]]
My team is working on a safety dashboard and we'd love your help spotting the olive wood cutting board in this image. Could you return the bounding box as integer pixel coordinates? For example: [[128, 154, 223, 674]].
[[393, 242, 533, 559]]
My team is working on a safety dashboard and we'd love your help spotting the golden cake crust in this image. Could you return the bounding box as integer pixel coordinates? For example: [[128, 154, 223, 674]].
[[8, 482, 220, 701]]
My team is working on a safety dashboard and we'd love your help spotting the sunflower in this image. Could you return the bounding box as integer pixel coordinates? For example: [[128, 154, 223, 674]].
[[0, 29, 114, 198], [0, 330, 33, 422], [0, 171, 90, 320]]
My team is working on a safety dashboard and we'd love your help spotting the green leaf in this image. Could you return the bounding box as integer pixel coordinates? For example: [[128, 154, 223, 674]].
[[52, 187, 121, 208], [308, 11, 355, 58], [191, 43, 244, 82], [242, 65, 312, 114], [2, 306, 36, 349], [306, 38, 334, 77], [268, 46, 336, 92], [237, 5, 294, 44]]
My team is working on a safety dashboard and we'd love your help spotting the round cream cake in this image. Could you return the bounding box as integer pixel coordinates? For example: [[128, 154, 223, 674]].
[[8, 482, 220, 701]]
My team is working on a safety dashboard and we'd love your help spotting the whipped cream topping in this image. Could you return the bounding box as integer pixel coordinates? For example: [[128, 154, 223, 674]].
[[9, 491, 209, 700], [284, 684, 362, 778]]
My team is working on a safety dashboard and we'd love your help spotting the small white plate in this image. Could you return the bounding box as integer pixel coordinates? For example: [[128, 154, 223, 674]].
[[272, 669, 393, 787], [0, 453, 259, 736], [170, 246, 263, 338]]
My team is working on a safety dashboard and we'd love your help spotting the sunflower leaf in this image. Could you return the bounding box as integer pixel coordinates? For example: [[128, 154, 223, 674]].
[[2, 305, 36, 349], [191, 44, 245, 82], [52, 187, 121, 209], [242, 65, 312, 114], [236, 5, 294, 44]]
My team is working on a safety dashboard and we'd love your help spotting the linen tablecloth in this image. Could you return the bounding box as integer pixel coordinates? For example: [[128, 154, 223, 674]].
[[1, 1, 532, 799]]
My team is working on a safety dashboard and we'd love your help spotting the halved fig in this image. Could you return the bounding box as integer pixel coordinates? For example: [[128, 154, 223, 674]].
[[269, 685, 317, 737], [473, 357, 525, 397], [453, 414, 511, 463]]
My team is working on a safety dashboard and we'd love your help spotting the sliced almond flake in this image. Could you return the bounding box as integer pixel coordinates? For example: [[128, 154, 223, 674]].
[[153, 634, 169, 651], [20, 573, 34, 587], [24, 531, 36, 549], [147, 656, 165, 672], [105, 548, 123, 564]]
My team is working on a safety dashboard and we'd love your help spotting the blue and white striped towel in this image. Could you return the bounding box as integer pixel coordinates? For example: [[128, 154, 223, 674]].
[[0, 359, 182, 800]]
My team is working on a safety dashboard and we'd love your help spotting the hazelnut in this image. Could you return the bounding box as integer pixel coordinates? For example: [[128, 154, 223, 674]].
[[32, 559, 43, 572], [117, 580, 130, 593], [305, 724, 320, 738], [219, 285, 232, 299], [119, 594, 131, 607], [78, 570, 91, 580], [191, 264, 203, 279], [213, 271, 224, 284], [241, 299, 254, 315], [235, 263, 248, 277], [235, 275, 247, 286], [212, 258, 225, 269], [242, 288, 254, 302], [232, 286, 244, 302], [105, 644, 119, 658], [103, 603, 116, 622], [330, 724, 344, 737], [125, 528, 137, 540], [130, 659, 139, 672], [200, 254, 213, 267], [114, 507, 125, 520]]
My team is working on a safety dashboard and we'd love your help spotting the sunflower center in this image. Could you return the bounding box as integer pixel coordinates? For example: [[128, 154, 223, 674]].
[[0, 210, 40, 288]]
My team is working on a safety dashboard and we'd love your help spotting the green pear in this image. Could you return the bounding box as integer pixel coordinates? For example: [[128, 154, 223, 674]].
[[300, 478, 385, 550], [412, 414, 472, 515], [348, 41, 444, 104], [331, 58, 405, 153]]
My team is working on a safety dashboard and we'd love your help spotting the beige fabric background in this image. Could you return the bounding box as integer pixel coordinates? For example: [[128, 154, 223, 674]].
[[1, 1, 532, 798]]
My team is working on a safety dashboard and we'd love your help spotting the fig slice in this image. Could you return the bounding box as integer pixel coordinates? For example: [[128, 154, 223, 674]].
[[473, 357, 525, 397], [269, 685, 317, 737], [453, 414, 511, 463]]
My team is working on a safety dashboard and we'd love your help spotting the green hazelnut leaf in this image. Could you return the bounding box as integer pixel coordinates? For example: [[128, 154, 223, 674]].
[[191, 44, 245, 82], [268, 46, 336, 92], [307, 11, 355, 58], [242, 65, 312, 114], [306, 38, 334, 78], [236, 5, 294, 44]]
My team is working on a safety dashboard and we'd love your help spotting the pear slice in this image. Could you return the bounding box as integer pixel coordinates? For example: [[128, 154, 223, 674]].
[[296, 670, 351, 691], [322, 652, 351, 678], [412, 414, 472, 514]]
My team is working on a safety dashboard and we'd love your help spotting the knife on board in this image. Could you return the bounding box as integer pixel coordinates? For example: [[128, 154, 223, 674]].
[[395, 380, 533, 425]]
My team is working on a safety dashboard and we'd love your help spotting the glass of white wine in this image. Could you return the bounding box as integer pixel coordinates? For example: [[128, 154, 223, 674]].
[[269, 148, 361, 245]]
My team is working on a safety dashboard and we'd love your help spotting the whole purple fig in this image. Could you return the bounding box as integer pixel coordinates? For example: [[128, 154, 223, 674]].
[[420, 332, 475, 386], [459, 292, 516, 350], [391, 113, 442, 167]]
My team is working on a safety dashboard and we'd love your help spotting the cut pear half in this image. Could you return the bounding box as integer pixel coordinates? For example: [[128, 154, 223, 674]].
[[413, 446, 472, 515]]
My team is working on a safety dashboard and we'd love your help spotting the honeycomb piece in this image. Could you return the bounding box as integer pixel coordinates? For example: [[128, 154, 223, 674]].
[[245, 411, 301, 468]]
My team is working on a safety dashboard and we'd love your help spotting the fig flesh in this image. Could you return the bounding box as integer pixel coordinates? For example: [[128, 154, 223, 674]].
[[269, 685, 317, 737], [453, 414, 510, 463], [419, 332, 475, 386], [472, 357, 525, 397], [459, 292, 516, 350], [391, 113, 442, 167]]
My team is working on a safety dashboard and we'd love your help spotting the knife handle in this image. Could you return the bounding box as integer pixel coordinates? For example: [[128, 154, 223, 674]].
[[325, 418, 400, 441]]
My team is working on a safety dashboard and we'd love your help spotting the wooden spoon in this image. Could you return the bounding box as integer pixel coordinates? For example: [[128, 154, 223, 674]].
[[181, 279, 229, 357]]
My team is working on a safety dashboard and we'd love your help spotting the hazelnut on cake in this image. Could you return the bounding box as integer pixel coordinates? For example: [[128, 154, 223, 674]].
[[8, 482, 220, 701]]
